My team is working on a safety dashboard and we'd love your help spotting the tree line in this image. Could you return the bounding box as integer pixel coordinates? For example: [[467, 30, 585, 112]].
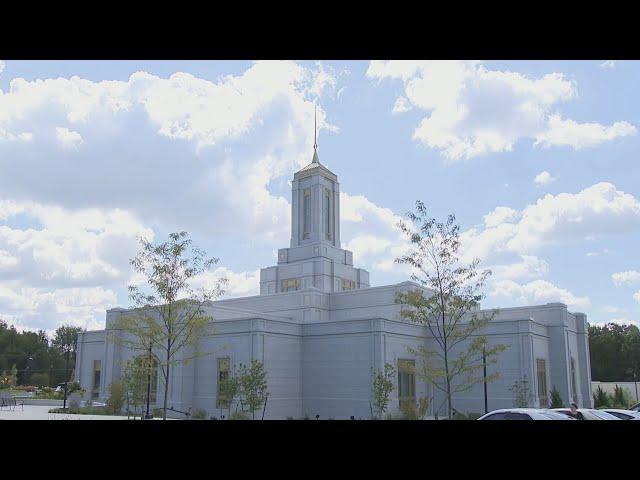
[[589, 322, 640, 382], [0, 321, 82, 388]]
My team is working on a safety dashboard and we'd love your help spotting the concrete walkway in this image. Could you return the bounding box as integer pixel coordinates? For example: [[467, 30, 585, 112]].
[[0, 405, 149, 420]]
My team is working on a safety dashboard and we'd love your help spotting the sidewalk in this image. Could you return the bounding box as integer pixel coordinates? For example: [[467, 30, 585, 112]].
[[0, 404, 142, 420]]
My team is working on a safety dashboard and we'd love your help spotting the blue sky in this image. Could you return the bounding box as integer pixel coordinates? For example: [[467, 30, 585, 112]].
[[0, 60, 639, 334]]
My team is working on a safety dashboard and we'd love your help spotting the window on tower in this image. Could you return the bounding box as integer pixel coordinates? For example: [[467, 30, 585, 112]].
[[303, 189, 311, 239], [281, 278, 301, 292], [324, 188, 331, 240], [342, 279, 356, 290]]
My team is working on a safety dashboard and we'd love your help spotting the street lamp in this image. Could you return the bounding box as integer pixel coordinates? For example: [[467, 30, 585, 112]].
[[145, 340, 153, 419], [482, 344, 488, 414]]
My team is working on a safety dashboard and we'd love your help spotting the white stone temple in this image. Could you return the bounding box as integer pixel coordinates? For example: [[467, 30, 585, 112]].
[[75, 138, 593, 419]]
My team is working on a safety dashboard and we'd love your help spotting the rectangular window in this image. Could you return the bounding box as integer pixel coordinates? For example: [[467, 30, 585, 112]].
[[536, 358, 547, 407], [323, 188, 331, 240], [397, 359, 416, 410], [217, 357, 230, 409], [570, 357, 578, 403], [92, 360, 101, 399], [303, 189, 311, 239], [341, 279, 356, 290], [281, 278, 300, 292]]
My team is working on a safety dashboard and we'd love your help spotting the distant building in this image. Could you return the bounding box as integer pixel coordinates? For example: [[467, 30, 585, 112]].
[[75, 142, 592, 418]]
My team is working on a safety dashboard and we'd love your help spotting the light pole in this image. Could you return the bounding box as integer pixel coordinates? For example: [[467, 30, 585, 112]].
[[145, 341, 153, 419], [482, 345, 488, 414], [63, 349, 70, 410]]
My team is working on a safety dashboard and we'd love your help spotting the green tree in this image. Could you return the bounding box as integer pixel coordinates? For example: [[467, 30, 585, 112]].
[[509, 378, 530, 408], [107, 381, 125, 414], [30, 372, 50, 387], [549, 385, 563, 408], [589, 323, 640, 381], [121, 356, 151, 419], [52, 325, 83, 409], [371, 363, 395, 419], [219, 369, 240, 418], [111, 232, 228, 420], [395, 201, 508, 418], [237, 360, 268, 420]]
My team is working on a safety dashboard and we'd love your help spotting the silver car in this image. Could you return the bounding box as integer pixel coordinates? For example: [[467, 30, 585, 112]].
[[551, 408, 621, 420], [599, 409, 640, 420], [477, 408, 576, 420]]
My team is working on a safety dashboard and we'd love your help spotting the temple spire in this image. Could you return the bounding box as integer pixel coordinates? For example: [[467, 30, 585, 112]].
[[312, 104, 320, 164]]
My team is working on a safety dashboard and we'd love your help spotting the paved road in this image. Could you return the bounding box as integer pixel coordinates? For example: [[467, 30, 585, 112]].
[[0, 405, 152, 420]]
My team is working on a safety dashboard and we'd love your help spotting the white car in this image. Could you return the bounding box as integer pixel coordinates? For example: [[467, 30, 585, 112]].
[[599, 409, 640, 420], [477, 408, 576, 420], [551, 408, 621, 420]]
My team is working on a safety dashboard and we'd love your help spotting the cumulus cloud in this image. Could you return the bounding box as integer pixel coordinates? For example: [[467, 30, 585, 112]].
[[367, 61, 635, 161], [0, 285, 118, 333], [535, 115, 636, 149], [634, 291, 640, 304], [534, 170, 556, 186], [340, 192, 410, 275], [490, 279, 590, 310], [0, 61, 343, 332], [55, 126, 83, 149], [191, 267, 260, 299], [611, 270, 640, 286], [0, 61, 336, 244], [0, 60, 4, 74], [461, 182, 640, 263], [600, 61, 616, 69]]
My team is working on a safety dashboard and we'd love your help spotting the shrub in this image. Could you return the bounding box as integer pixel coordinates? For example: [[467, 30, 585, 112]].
[[549, 385, 563, 408], [593, 386, 612, 408], [107, 381, 125, 414], [191, 408, 207, 420], [68, 392, 83, 409], [510, 379, 530, 408], [152, 408, 163, 418], [399, 397, 431, 420], [229, 410, 249, 420], [30, 373, 50, 387], [612, 385, 633, 409]]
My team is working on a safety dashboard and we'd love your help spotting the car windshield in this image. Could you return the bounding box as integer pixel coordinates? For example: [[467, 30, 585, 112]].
[[540, 411, 575, 420], [588, 410, 620, 420]]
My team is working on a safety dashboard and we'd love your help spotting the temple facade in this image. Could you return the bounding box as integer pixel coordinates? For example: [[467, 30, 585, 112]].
[[75, 144, 593, 419]]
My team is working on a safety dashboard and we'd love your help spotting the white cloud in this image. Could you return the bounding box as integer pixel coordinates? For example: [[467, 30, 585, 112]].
[[483, 206, 519, 228], [490, 255, 548, 281], [367, 61, 635, 161], [490, 279, 590, 310], [392, 96, 412, 114], [340, 192, 411, 276], [534, 170, 556, 186], [0, 285, 118, 333], [0, 60, 4, 74], [0, 61, 337, 244], [612, 270, 640, 286], [55, 127, 83, 149], [0, 199, 153, 288], [600, 61, 616, 69], [192, 267, 260, 299], [634, 290, 640, 304], [462, 183, 640, 263], [535, 115, 636, 149]]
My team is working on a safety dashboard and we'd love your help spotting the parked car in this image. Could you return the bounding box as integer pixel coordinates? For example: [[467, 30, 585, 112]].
[[54, 383, 66, 393], [630, 402, 640, 412], [477, 408, 576, 420], [551, 408, 621, 420], [599, 408, 640, 420]]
